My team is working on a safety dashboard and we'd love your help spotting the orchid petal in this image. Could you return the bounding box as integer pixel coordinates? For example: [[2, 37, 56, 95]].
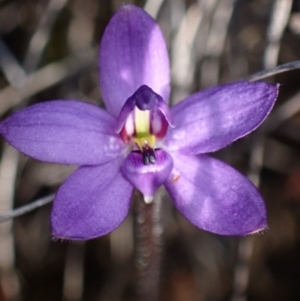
[[51, 157, 133, 240], [163, 81, 279, 154], [165, 153, 267, 235], [99, 4, 170, 117], [0, 100, 125, 165], [121, 149, 173, 203]]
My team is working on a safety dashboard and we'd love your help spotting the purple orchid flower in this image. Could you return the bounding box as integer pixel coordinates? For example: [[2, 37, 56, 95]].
[[0, 4, 278, 240]]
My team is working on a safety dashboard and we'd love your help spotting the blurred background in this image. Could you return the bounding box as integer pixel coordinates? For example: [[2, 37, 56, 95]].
[[0, 0, 299, 300]]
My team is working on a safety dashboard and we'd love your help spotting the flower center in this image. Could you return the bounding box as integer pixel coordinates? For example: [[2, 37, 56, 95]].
[[116, 85, 172, 165], [133, 107, 156, 164]]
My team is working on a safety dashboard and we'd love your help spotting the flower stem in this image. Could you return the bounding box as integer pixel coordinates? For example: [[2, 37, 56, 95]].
[[134, 191, 164, 301]]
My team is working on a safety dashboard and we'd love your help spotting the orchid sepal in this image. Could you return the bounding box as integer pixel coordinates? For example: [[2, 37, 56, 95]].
[[0, 100, 126, 166], [165, 153, 267, 235], [163, 81, 279, 155], [51, 157, 134, 240], [99, 4, 170, 117]]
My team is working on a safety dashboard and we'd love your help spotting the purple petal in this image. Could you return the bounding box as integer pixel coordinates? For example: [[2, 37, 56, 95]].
[[121, 149, 173, 203], [99, 4, 170, 117], [0, 100, 126, 165], [165, 153, 267, 235], [51, 157, 133, 240], [163, 81, 279, 154]]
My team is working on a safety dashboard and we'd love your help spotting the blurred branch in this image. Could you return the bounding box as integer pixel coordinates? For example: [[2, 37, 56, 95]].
[[263, 0, 292, 69], [172, 3, 203, 102], [144, 0, 165, 19], [200, 0, 234, 88], [246, 60, 300, 81], [0, 145, 20, 300], [63, 243, 85, 301], [0, 47, 96, 115], [0, 38, 26, 87], [24, 0, 69, 72], [0, 194, 55, 223]]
